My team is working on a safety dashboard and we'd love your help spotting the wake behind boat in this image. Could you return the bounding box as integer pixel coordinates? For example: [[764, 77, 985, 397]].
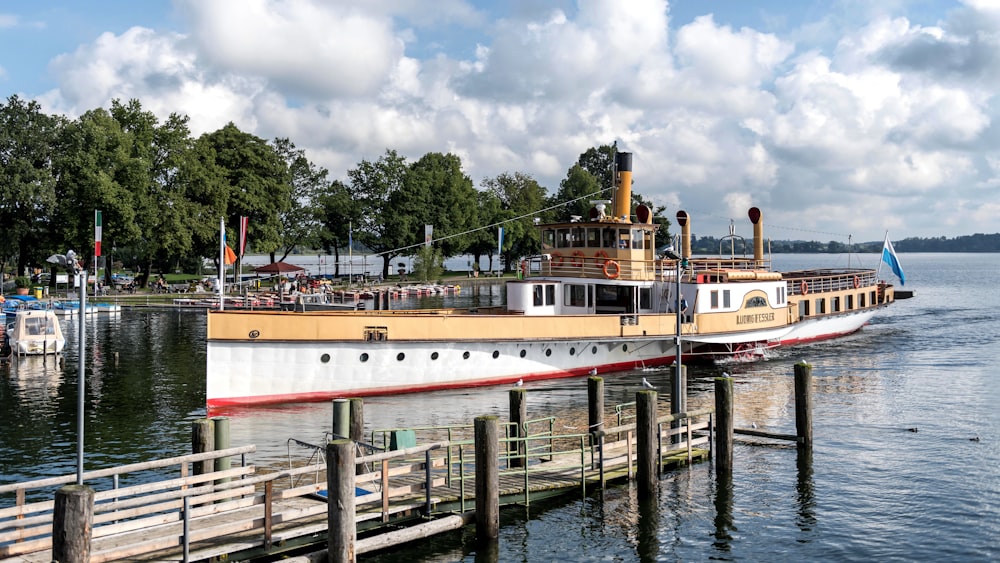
[[206, 151, 899, 408]]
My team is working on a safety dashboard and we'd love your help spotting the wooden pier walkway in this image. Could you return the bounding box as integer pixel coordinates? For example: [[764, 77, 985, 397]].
[[0, 409, 714, 563]]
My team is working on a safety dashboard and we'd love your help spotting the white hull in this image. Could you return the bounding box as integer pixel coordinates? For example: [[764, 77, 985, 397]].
[[780, 308, 880, 345], [207, 336, 680, 407], [4, 310, 66, 356]]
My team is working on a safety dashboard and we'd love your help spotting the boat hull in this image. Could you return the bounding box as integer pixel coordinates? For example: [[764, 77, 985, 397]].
[[206, 336, 680, 407]]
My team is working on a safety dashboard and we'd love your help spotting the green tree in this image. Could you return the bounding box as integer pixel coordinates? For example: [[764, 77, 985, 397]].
[[0, 95, 60, 278], [272, 138, 328, 261], [347, 149, 409, 278], [316, 179, 356, 276], [402, 152, 478, 258], [199, 123, 292, 267], [550, 164, 601, 221], [412, 245, 444, 282], [52, 108, 143, 278], [466, 189, 504, 272], [481, 172, 548, 272]]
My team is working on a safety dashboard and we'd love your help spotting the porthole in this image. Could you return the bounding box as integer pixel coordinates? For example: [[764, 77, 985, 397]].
[[492, 350, 500, 359], [431, 352, 439, 360], [463, 351, 471, 359], [569, 347, 576, 356], [320, 353, 331, 363], [591, 346, 598, 354], [545, 349, 552, 357], [360, 353, 369, 362], [519, 349, 526, 358], [622, 344, 628, 353], [397, 352, 405, 361]]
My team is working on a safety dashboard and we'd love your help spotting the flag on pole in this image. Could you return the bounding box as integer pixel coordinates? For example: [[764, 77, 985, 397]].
[[881, 235, 905, 285], [224, 245, 237, 265], [94, 210, 102, 257], [348, 223, 353, 250], [238, 216, 248, 257]]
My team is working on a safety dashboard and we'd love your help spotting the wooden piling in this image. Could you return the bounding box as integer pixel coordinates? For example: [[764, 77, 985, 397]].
[[474, 415, 499, 541], [715, 376, 734, 476], [349, 398, 364, 443], [191, 418, 215, 475], [326, 439, 356, 562], [52, 484, 94, 563], [794, 362, 813, 450], [636, 390, 658, 499], [509, 388, 526, 468], [213, 416, 231, 473], [587, 376, 604, 434], [332, 398, 350, 439]]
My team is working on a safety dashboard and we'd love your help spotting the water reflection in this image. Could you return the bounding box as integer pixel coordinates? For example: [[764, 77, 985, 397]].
[[796, 448, 816, 532], [712, 469, 735, 553]]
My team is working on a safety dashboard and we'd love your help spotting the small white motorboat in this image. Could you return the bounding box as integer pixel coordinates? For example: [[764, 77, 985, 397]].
[[4, 309, 65, 356]]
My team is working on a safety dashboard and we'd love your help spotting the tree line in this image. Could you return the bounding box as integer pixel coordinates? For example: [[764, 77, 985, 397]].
[[1, 95, 671, 286]]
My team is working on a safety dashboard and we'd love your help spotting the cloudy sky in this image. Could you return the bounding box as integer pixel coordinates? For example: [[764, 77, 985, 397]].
[[2, 0, 998, 243]]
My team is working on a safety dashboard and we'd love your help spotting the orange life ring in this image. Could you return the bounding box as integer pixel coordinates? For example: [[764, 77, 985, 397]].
[[852, 275, 860, 289], [800, 281, 808, 295], [550, 252, 564, 265], [603, 260, 621, 279], [595, 250, 610, 260], [570, 250, 586, 268]]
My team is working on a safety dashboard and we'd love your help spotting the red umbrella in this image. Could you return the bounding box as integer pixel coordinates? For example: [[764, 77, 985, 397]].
[[253, 261, 305, 274]]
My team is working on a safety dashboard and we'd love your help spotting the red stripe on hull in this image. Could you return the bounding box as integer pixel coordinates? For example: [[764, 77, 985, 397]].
[[779, 326, 864, 347]]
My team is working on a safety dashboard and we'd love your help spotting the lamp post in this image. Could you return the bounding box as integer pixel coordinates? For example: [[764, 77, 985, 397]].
[[663, 246, 686, 443], [47, 250, 86, 484]]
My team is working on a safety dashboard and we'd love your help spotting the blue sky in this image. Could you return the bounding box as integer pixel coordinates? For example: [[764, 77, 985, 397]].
[[2, 0, 996, 243]]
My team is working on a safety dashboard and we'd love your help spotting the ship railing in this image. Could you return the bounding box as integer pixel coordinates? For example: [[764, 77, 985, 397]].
[[787, 269, 877, 295]]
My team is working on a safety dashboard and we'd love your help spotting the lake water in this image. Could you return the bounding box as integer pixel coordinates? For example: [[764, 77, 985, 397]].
[[1, 254, 997, 561]]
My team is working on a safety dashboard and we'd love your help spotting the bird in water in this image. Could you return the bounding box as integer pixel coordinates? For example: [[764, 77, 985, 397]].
[[641, 377, 655, 390], [588, 367, 598, 376], [514, 379, 523, 387], [751, 422, 758, 429]]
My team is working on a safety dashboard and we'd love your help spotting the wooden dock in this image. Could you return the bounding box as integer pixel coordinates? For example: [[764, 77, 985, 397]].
[[0, 408, 713, 562]]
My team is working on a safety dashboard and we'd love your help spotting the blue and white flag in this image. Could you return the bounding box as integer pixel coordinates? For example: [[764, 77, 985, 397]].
[[881, 235, 905, 285]]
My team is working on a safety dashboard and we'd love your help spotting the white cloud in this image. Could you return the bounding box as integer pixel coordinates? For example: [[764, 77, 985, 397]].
[[17, 0, 1000, 240]]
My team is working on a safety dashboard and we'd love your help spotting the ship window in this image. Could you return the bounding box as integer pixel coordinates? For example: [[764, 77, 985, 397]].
[[711, 291, 719, 309], [533, 285, 543, 306], [569, 347, 576, 356], [846, 295, 854, 310], [431, 352, 439, 360], [321, 353, 331, 363], [565, 284, 587, 307], [463, 351, 470, 359], [545, 284, 555, 305], [640, 287, 651, 309], [587, 228, 600, 248], [859, 293, 866, 307], [397, 353, 405, 361], [545, 349, 552, 357], [832, 296, 840, 312], [571, 227, 585, 247], [360, 353, 369, 362], [777, 287, 785, 305], [603, 228, 616, 248], [622, 344, 628, 352], [520, 349, 527, 358], [592, 346, 598, 354], [801, 300, 811, 317], [723, 290, 731, 308], [746, 296, 767, 308], [816, 298, 826, 314], [492, 350, 500, 359], [542, 229, 555, 250], [631, 229, 644, 249], [556, 228, 571, 248]]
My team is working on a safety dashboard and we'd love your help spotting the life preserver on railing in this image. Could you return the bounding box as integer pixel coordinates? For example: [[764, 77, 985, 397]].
[[852, 275, 860, 289], [595, 250, 610, 260], [603, 260, 621, 279], [571, 250, 586, 268], [550, 252, 564, 265], [800, 280, 808, 295]]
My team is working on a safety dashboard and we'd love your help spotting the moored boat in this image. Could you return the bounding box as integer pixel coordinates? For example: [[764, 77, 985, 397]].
[[206, 151, 899, 408], [4, 309, 66, 356]]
